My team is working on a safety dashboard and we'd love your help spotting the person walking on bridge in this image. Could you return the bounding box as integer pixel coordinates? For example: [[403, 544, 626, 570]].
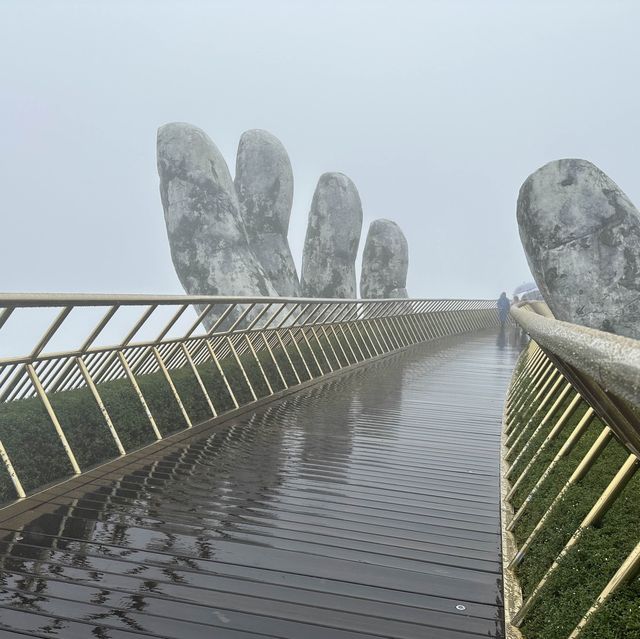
[[497, 292, 510, 326]]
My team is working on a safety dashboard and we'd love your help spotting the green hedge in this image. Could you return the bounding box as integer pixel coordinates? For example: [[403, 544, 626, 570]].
[[0, 337, 317, 505], [0, 319, 429, 505]]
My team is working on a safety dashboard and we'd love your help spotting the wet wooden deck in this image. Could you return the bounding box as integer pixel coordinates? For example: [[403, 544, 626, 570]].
[[0, 329, 520, 639]]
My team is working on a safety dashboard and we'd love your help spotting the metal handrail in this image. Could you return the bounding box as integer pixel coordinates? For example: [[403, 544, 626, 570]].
[[511, 303, 640, 409], [0, 292, 495, 307], [504, 302, 640, 639], [0, 293, 499, 503]]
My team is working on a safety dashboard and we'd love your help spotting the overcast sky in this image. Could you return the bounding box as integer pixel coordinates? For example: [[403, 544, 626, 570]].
[[1, 0, 639, 300]]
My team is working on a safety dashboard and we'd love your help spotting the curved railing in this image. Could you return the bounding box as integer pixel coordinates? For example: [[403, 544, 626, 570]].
[[0, 294, 498, 504], [503, 302, 640, 639]]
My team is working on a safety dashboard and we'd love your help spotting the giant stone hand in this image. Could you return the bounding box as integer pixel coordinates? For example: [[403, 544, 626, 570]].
[[159, 122, 409, 306], [517, 158, 640, 339]]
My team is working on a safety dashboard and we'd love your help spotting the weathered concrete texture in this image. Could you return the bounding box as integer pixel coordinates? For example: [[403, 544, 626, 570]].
[[235, 129, 300, 296], [157, 123, 276, 304], [360, 219, 409, 299], [300, 173, 363, 298], [517, 158, 640, 339]]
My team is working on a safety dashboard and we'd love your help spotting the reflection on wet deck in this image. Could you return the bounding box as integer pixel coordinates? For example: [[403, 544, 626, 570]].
[[0, 329, 520, 639]]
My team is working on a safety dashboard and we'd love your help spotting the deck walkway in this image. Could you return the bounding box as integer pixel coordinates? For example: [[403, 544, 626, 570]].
[[0, 329, 521, 639]]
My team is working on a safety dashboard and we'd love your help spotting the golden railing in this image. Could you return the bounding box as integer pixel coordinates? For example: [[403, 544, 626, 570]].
[[0, 294, 498, 503], [503, 302, 640, 639]]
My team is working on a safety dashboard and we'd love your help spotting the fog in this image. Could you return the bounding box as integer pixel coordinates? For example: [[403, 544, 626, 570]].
[[1, 0, 639, 300]]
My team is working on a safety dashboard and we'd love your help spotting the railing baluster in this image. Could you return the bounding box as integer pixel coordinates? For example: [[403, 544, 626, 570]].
[[75, 356, 126, 455], [244, 334, 273, 395], [275, 330, 301, 384], [204, 340, 239, 409], [117, 351, 163, 440], [26, 363, 81, 475], [288, 327, 313, 380], [227, 335, 257, 401], [181, 343, 217, 417], [0, 438, 25, 499], [261, 333, 288, 389]]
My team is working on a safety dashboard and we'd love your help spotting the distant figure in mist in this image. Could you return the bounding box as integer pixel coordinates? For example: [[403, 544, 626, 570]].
[[497, 292, 510, 326]]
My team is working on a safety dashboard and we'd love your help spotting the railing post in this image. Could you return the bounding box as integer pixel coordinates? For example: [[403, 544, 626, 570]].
[[204, 340, 239, 409], [75, 356, 126, 455], [226, 335, 258, 401], [0, 439, 25, 499], [26, 363, 81, 475]]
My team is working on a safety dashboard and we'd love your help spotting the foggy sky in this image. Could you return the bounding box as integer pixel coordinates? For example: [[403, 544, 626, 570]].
[[1, 0, 639, 300]]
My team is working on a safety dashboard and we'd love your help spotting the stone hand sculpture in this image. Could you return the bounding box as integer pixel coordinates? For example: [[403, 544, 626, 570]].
[[157, 123, 277, 304], [235, 129, 300, 296], [159, 122, 409, 305], [300, 173, 363, 298], [517, 158, 640, 339], [360, 219, 409, 298]]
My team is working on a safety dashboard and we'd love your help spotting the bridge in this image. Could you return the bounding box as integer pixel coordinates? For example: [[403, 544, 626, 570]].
[[0, 294, 637, 639]]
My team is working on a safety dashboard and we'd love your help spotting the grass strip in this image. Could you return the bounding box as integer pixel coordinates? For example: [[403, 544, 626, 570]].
[[516, 436, 628, 597], [521, 469, 640, 639], [512, 416, 603, 544], [510, 401, 589, 510], [578, 573, 640, 639]]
